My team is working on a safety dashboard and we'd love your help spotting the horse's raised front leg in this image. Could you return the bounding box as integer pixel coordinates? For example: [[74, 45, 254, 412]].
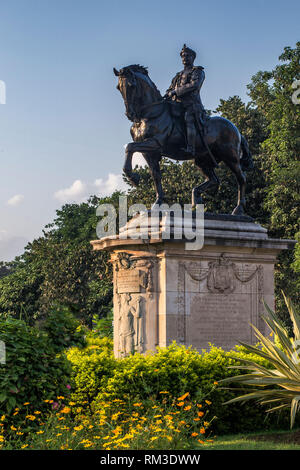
[[192, 163, 219, 207], [142, 153, 164, 207], [123, 139, 161, 188]]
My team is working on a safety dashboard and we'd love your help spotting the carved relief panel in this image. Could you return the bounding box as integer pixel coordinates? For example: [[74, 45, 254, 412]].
[[177, 253, 264, 350], [113, 252, 156, 357]]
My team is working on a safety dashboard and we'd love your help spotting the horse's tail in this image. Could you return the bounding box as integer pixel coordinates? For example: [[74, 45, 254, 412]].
[[240, 134, 254, 171]]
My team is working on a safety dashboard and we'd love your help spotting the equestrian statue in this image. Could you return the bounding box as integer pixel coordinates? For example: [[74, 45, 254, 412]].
[[113, 44, 253, 215]]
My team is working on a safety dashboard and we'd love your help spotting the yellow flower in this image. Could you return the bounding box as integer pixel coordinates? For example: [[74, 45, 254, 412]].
[[177, 392, 189, 401], [213, 381, 218, 385], [150, 436, 158, 441], [57, 396, 64, 400], [21, 444, 28, 449], [36, 431, 44, 435], [68, 402, 76, 406], [0, 415, 5, 421], [26, 415, 36, 421], [84, 442, 94, 448], [159, 391, 169, 394], [196, 404, 202, 408], [16, 432, 24, 436], [34, 411, 41, 415], [198, 439, 205, 444], [191, 432, 198, 437], [10, 426, 17, 431], [205, 400, 211, 405], [184, 405, 191, 411], [198, 411, 204, 417], [60, 407, 71, 414], [204, 421, 209, 427], [177, 401, 184, 407], [165, 436, 173, 441], [200, 427, 205, 434], [133, 403, 142, 407], [23, 402, 30, 406], [74, 424, 83, 431]]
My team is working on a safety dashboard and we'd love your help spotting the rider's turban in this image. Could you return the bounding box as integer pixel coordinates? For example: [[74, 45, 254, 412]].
[[180, 44, 196, 60]]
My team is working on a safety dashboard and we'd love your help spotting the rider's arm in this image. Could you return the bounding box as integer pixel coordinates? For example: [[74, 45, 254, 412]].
[[175, 68, 205, 97], [164, 74, 179, 97]]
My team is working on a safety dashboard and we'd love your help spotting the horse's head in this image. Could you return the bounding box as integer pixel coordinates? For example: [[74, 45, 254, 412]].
[[113, 65, 161, 121]]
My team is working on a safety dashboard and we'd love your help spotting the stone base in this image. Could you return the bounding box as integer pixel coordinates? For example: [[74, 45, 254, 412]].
[[91, 212, 295, 358]]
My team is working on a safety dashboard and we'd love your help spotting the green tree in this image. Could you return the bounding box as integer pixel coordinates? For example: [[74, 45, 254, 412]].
[[0, 193, 122, 326], [247, 43, 300, 317]]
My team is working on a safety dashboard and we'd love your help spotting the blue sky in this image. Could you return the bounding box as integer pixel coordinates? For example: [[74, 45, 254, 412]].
[[0, 0, 299, 260]]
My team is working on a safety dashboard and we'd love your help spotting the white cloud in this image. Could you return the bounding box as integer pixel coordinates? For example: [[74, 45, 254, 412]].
[[54, 173, 128, 204], [7, 194, 24, 206], [94, 173, 128, 196], [54, 180, 86, 203]]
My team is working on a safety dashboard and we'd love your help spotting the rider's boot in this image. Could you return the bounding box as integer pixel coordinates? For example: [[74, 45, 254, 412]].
[[181, 125, 196, 156]]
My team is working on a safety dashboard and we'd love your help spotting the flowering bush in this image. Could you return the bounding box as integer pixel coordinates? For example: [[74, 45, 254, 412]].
[[68, 340, 292, 434], [0, 391, 214, 450]]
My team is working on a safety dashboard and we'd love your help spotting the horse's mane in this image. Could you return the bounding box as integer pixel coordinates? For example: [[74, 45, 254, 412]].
[[121, 64, 149, 76], [120, 64, 162, 107]]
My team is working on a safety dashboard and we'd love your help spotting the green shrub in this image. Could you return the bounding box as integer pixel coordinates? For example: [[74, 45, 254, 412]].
[[0, 317, 71, 420], [66, 336, 116, 405], [68, 340, 293, 434], [41, 304, 87, 353], [91, 309, 113, 339]]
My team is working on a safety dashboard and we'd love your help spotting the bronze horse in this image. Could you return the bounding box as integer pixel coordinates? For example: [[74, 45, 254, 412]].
[[114, 65, 253, 215]]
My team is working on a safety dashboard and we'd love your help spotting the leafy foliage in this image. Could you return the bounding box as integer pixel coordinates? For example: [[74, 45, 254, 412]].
[[66, 336, 115, 405], [0, 317, 71, 417], [0, 194, 122, 325], [40, 305, 87, 353], [67, 339, 293, 434]]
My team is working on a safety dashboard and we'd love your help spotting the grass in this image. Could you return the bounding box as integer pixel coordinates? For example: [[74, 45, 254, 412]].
[[200, 429, 300, 450]]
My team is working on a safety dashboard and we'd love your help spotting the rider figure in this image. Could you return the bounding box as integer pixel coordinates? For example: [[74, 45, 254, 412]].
[[165, 44, 206, 156]]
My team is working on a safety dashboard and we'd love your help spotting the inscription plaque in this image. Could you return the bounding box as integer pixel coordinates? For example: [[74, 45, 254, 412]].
[[186, 293, 257, 350], [117, 269, 141, 293]]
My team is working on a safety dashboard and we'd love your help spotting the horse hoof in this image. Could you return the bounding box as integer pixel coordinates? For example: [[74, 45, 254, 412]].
[[192, 193, 203, 207], [232, 205, 245, 215]]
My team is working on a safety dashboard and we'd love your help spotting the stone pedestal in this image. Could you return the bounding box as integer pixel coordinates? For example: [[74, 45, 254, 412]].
[[91, 213, 295, 357]]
